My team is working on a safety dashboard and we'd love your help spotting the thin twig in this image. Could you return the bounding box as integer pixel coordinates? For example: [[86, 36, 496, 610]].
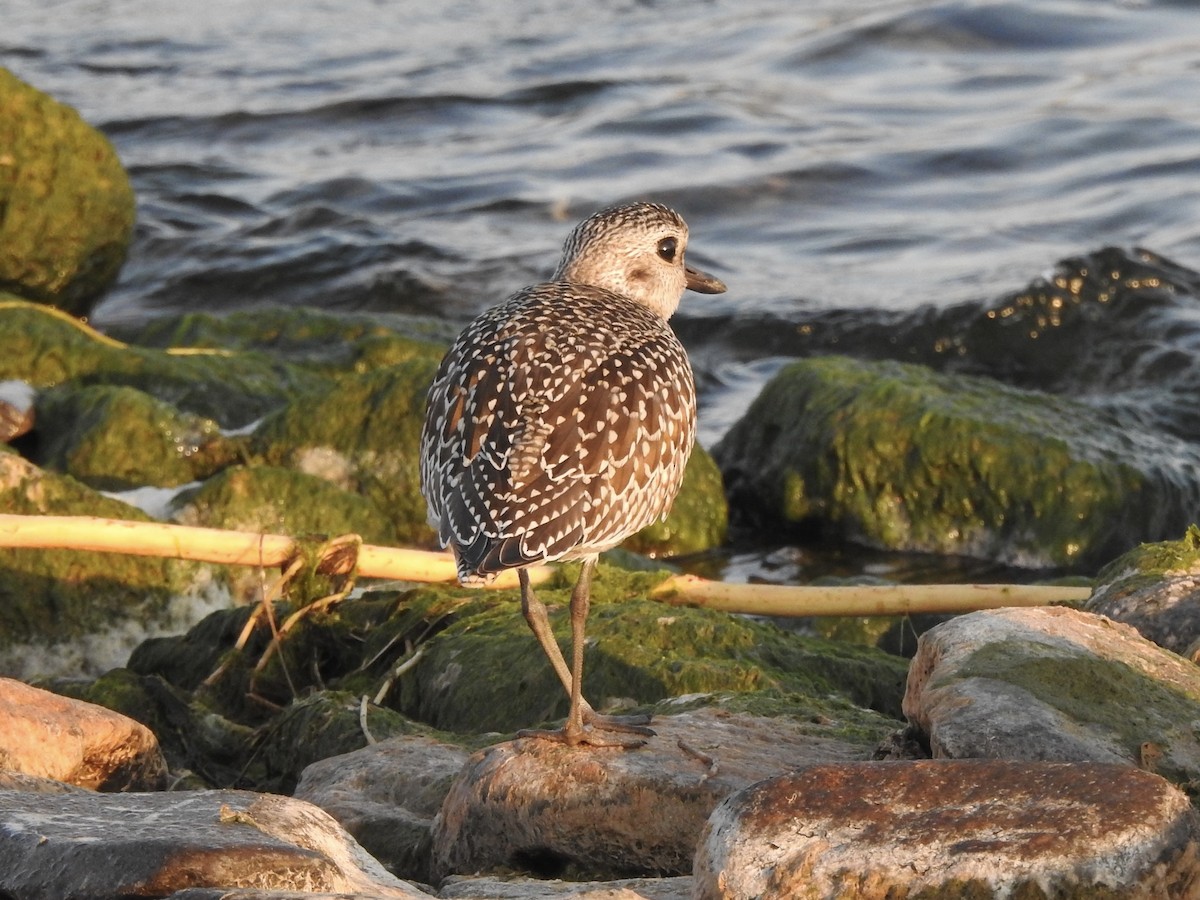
[[359, 694, 376, 745], [374, 645, 427, 706], [677, 738, 720, 780]]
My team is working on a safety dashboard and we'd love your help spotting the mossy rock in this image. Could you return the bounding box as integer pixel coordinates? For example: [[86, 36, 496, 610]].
[[1085, 525, 1200, 655], [715, 355, 1200, 570], [125, 573, 906, 753], [251, 690, 436, 795], [0, 297, 327, 426], [920, 607, 1200, 805], [0, 452, 197, 670], [0, 69, 135, 315], [115, 305, 455, 374], [391, 565, 910, 734], [128, 592, 420, 725], [251, 358, 442, 545], [172, 464, 398, 556], [34, 383, 240, 490]]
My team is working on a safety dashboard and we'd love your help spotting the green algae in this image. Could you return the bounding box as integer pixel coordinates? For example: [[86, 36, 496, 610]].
[[116, 305, 455, 373], [714, 354, 1184, 569], [251, 357, 442, 545], [173, 464, 396, 545], [2, 297, 727, 561], [250, 689, 436, 794], [393, 567, 909, 734], [125, 572, 907, 764], [1094, 524, 1200, 589], [0, 297, 327, 426], [0, 451, 196, 653], [35, 383, 240, 490], [0, 69, 135, 314]]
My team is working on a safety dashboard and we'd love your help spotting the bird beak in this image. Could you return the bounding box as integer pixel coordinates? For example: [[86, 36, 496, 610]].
[[685, 264, 726, 294]]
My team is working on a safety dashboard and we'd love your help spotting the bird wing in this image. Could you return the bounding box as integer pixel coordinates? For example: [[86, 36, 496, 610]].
[[420, 284, 695, 581]]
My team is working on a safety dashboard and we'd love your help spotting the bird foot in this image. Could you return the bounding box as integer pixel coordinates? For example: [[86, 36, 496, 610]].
[[584, 708, 655, 736], [518, 711, 655, 749]]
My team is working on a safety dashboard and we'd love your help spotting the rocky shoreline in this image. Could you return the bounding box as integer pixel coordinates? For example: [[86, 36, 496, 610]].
[[4, 67, 1200, 899], [5, 570, 1200, 897]]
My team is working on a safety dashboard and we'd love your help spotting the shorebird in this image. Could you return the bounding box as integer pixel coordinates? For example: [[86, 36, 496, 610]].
[[420, 201, 726, 747]]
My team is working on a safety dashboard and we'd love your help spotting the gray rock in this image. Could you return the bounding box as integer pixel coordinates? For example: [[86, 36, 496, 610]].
[[166, 893, 408, 900], [431, 707, 880, 881], [1086, 529, 1200, 655], [903, 606, 1200, 798], [0, 788, 430, 899], [693, 760, 1200, 899], [295, 733, 471, 881], [0, 771, 89, 793]]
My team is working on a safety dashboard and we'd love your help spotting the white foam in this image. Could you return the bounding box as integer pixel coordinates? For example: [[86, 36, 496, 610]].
[[0, 571, 235, 681]]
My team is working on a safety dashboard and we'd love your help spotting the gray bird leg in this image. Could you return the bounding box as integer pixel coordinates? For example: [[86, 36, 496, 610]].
[[518, 562, 653, 748]]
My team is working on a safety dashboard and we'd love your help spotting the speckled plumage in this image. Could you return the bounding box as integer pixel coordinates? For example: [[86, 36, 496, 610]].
[[422, 283, 695, 581], [421, 201, 720, 583], [419, 200, 725, 746]]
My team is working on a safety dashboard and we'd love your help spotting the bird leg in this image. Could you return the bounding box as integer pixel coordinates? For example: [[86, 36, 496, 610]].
[[517, 563, 653, 748]]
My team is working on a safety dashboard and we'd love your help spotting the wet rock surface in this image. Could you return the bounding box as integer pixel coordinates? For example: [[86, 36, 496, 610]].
[[295, 734, 472, 882], [0, 789, 430, 899], [431, 708, 883, 882], [694, 760, 1200, 899]]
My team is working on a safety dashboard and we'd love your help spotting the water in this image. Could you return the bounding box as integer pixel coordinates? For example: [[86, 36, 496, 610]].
[[6, 0, 1200, 581]]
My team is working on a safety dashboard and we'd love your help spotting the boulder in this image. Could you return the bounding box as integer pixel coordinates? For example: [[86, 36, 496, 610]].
[[713, 354, 1200, 569], [0, 788, 431, 898], [32, 383, 236, 490], [431, 708, 885, 882], [693, 760, 1200, 899], [1086, 526, 1200, 655], [394, 576, 908, 736], [439, 876, 693, 898], [0, 677, 166, 790], [0, 69, 134, 315], [295, 733, 471, 882], [903, 606, 1200, 801]]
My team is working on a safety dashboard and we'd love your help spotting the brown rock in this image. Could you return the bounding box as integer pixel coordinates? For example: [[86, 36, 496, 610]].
[[0, 676, 167, 790], [693, 760, 1200, 899], [0, 788, 431, 898], [438, 875, 693, 898], [431, 708, 877, 882], [295, 733, 471, 881]]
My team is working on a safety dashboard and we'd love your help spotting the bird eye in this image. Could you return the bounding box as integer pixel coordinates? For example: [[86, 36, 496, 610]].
[[657, 237, 678, 262]]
